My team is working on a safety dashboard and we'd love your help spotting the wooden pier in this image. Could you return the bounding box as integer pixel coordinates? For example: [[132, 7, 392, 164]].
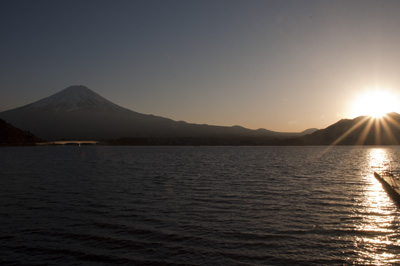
[[374, 171, 400, 202]]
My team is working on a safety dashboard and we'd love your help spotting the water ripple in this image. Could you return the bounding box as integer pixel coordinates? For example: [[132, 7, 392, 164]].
[[1, 146, 400, 265]]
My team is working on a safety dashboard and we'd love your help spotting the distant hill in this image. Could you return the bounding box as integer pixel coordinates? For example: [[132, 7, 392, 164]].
[[0, 119, 43, 145], [0, 85, 314, 141], [112, 113, 400, 145], [293, 112, 400, 145], [3, 85, 398, 146], [300, 128, 319, 136]]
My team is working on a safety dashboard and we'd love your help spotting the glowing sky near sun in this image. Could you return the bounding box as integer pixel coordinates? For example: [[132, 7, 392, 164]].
[[1, 0, 400, 132], [351, 90, 400, 118]]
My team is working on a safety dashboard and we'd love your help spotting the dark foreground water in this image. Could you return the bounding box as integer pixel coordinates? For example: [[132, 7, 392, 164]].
[[1, 146, 400, 265]]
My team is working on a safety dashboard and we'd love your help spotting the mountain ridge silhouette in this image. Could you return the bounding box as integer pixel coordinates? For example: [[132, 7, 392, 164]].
[[0, 85, 315, 141]]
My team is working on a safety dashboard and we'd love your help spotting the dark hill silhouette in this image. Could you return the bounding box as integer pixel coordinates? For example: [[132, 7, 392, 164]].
[[294, 112, 400, 145], [0, 119, 43, 145], [116, 113, 400, 146], [0, 85, 316, 141], [2, 85, 399, 146]]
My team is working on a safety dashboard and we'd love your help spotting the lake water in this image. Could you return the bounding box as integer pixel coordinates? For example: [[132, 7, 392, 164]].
[[1, 146, 400, 265]]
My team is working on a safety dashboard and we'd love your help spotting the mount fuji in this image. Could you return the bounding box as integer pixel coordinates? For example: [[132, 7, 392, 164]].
[[0, 85, 313, 141]]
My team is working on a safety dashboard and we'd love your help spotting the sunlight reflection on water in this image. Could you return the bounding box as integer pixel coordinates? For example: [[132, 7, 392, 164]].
[[4, 146, 400, 265], [353, 148, 399, 265]]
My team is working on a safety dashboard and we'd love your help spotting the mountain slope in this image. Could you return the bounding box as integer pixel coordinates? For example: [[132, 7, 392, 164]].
[[0, 85, 188, 140], [297, 112, 400, 145], [0, 85, 311, 140], [0, 119, 43, 145], [24, 85, 126, 113]]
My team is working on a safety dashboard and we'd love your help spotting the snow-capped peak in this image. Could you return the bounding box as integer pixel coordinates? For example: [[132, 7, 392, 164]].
[[25, 85, 125, 113]]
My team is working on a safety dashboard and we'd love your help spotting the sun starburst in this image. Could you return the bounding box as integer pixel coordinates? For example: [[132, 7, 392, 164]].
[[351, 90, 400, 118]]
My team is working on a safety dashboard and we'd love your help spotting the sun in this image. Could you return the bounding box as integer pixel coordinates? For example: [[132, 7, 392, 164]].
[[351, 90, 400, 118]]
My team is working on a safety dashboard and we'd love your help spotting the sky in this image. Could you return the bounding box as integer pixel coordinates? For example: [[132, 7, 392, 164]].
[[2, 0, 400, 132]]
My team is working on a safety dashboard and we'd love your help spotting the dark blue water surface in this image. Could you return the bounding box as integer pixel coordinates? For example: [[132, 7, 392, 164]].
[[1, 146, 400, 265]]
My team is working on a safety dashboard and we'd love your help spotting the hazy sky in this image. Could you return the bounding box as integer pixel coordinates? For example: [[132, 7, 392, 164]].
[[2, 0, 400, 132]]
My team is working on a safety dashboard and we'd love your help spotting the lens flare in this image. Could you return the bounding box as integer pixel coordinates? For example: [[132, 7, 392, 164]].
[[351, 90, 400, 118]]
